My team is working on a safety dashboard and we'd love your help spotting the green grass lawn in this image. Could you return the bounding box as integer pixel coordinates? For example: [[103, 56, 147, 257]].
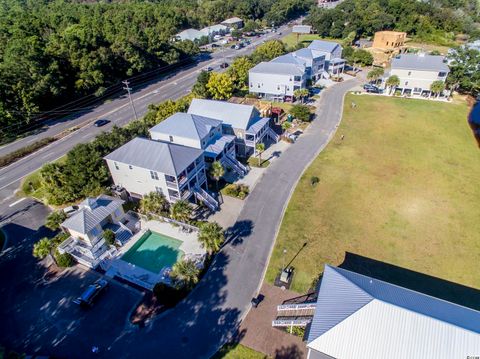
[[213, 343, 268, 359], [266, 94, 480, 293], [248, 157, 270, 168], [281, 33, 337, 48], [18, 155, 66, 200]]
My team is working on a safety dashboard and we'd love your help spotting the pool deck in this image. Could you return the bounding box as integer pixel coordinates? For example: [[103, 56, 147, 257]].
[[104, 219, 206, 290]]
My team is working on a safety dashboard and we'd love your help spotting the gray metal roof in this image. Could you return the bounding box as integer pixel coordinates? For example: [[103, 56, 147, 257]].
[[62, 195, 123, 235], [308, 40, 341, 54], [188, 99, 259, 130], [293, 48, 325, 61], [307, 265, 480, 359], [149, 113, 222, 142], [176, 28, 205, 41], [292, 25, 312, 34], [250, 61, 305, 77], [104, 137, 203, 176], [271, 54, 307, 67], [204, 135, 235, 157], [391, 54, 449, 72], [246, 117, 270, 135]]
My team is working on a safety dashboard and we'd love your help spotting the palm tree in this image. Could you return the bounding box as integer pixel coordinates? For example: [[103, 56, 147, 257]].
[[170, 200, 193, 223], [45, 210, 67, 231], [430, 80, 446, 98], [385, 75, 400, 95], [140, 191, 169, 216], [367, 67, 385, 85], [210, 161, 224, 190], [170, 259, 200, 289], [294, 88, 309, 103], [33, 237, 53, 259], [255, 142, 265, 166], [198, 221, 225, 255]]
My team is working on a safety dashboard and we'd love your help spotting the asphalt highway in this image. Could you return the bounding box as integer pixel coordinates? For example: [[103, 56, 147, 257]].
[[0, 25, 292, 206]]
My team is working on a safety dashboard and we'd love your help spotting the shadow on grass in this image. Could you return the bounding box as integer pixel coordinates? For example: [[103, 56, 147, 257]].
[[339, 252, 480, 311]]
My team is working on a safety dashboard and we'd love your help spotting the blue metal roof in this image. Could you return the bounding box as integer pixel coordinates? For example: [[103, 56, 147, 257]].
[[204, 135, 235, 157]]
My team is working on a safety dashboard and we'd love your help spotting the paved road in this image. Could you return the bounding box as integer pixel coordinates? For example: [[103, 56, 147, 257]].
[[0, 25, 291, 205], [102, 78, 361, 359]]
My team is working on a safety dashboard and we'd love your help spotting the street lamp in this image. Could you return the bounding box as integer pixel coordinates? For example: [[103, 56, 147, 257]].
[[282, 248, 287, 270]]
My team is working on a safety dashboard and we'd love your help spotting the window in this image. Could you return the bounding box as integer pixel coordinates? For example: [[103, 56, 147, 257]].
[[114, 162, 119, 170], [289, 77, 293, 82], [438, 72, 447, 77], [257, 84, 260, 88], [129, 165, 133, 170], [150, 171, 159, 180], [277, 85, 280, 90], [294, 76, 301, 82], [169, 135, 173, 142], [155, 186, 163, 194], [413, 87, 422, 92]]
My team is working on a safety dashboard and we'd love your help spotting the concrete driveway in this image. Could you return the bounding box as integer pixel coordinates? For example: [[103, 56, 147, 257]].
[[0, 199, 142, 358]]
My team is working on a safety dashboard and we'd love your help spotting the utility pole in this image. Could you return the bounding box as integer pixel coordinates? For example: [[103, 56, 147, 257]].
[[122, 80, 138, 121]]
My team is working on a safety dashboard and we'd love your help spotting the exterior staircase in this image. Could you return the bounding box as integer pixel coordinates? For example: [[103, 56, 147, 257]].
[[222, 154, 248, 177], [266, 127, 280, 143], [272, 303, 317, 328], [193, 186, 219, 211]]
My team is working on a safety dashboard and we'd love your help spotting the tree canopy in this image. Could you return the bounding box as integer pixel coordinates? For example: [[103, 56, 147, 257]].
[[305, 0, 479, 44], [0, 0, 312, 138]]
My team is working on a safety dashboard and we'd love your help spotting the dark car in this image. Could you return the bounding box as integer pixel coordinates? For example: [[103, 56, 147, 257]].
[[363, 84, 382, 93], [73, 279, 108, 307], [94, 119, 110, 127], [220, 62, 229, 69], [204, 66, 213, 72]]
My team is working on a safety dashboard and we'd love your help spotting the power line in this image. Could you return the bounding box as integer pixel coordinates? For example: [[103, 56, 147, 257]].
[[122, 80, 138, 121]]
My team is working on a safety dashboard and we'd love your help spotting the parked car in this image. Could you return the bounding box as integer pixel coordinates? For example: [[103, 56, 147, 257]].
[[204, 66, 213, 72], [73, 279, 108, 307], [363, 84, 382, 93], [220, 62, 229, 68], [230, 44, 236, 49], [94, 119, 110, 127]]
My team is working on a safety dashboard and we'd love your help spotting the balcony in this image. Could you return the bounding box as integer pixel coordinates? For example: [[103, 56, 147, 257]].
[[166, 180, 177, 189]]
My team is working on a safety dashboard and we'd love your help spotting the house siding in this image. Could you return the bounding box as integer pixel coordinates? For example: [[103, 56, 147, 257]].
[[390, 68, 448, 93]]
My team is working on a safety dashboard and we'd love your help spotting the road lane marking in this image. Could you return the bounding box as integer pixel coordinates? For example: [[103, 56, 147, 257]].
[[9, 198, 25, 207]]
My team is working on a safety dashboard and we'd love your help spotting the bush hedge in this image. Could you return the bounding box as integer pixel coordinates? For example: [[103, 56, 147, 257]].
[[0, 137, 55, 168], [222, 183, 250, 200]]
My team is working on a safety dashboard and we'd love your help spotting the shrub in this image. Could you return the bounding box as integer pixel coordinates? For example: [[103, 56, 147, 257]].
[[223, 184, 250, 199], [310, 176, 320, 186], [54, 251, 75, 267], [0, 137, 55, 168], [103, 229, 115, 246]]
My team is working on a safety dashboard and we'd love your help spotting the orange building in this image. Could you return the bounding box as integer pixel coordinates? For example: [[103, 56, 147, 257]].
[[372, 31, 406, 50]]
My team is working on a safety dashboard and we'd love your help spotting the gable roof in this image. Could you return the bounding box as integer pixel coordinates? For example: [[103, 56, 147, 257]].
[[307, 265, 480, 359], [392, 54, 449, 72], [62, 195, 123, 235], [149, 113, 221, 142], [308, 40, 341, 54], [250, 61, 305, 77], [293, 48, 325, 61], [176, 28, 205, 41], [200, 24, 228, 35], [187, 99, 258, 130], [104, 137, 203, 176], [271, 54, 307, 67]]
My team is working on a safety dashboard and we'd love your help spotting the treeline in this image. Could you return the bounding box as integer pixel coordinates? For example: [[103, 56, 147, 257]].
[[305, 0, 480, 45], [0, 0, 313, 138]]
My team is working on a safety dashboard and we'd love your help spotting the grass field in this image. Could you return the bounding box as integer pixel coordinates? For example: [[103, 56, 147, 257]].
[[281, 33, 336, 48], [213, 344, 268, 359], [266, 94, 480, 293]]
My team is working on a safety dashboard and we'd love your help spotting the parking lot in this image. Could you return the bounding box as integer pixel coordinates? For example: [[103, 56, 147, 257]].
[[0, 199, 142, 358]]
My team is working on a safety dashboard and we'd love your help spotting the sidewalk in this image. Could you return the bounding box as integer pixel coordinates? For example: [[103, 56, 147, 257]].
[[238, 283, 307, 358]]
